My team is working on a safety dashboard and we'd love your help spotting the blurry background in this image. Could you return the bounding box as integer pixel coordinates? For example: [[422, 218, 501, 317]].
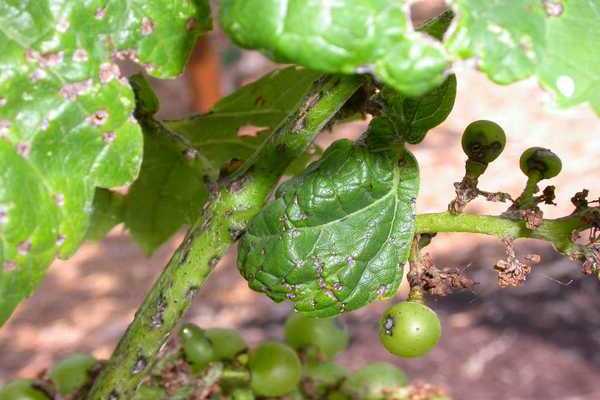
[[1, 2, 599, 399]]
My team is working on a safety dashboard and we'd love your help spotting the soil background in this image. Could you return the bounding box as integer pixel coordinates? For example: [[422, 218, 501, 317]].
[[2, 3, 600, 400]]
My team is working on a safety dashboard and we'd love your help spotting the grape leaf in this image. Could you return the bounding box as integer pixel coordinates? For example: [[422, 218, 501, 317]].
[[85, 189, 125, 241], [0, 0, 211, 325], [219, 0, 450, 97], [166, 66, 324, 179], [88, 68, 329, 253], [418, 10, 455, 41], [238, 139, 419, 317], [375, 75, 457, 144], [124, 121, 208, 254], [446, 0, 600, 113]]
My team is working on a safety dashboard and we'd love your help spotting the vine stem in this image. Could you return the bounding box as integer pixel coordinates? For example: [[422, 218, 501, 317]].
[[87, 74, 363, 400], [415, 212, 588, 254]]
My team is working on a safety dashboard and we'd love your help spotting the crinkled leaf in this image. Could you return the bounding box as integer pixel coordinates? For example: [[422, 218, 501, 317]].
[[0, 0, 211, 325], [165, 66, 324, 179], [238, 139, 419, 317], [447, 0, 600, 113], [375, 75, 456, 144], [88, 68, 329, 252], [220, 0, 450, 97]]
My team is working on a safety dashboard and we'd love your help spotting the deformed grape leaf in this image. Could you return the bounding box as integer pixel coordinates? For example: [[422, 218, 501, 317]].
[[0, 0, 211, 325], [87, 68, 330, 253], [446, 0, 600, 113], [238, 139, 419, 317], [166, 66, 324, 179], [375, 75, 457, 144], [220, 0, 450, 97]]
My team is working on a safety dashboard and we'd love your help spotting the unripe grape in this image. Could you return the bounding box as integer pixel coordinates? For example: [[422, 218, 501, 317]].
[[519, 147, 562, 180], [461, 120, 506, 164], [341, 362, 407, 400], [284, 313, 348, 360], [248, 341, 301, 397], [379, 301, 441, 358], [180, 323, 217, 372], [0, 379, 49, 400], [205, 328, 247, 360], [48, 353, 96, 395]]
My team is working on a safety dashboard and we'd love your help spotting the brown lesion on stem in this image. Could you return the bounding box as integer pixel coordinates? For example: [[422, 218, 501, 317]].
[[503, 185, 557, 229], [448, 175, 512, 214], [407, 236, 476, 297], [494, 238, 541, 288]]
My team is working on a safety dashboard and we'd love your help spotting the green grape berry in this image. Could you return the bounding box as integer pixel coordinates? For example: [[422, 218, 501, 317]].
[[304, 362, 348, 397], [205, 328, 247, 360], [48, 353, 96, 395], [340, 362, 407, 400], [248, 341, 301, 397], [378, 301, 441, 358], [180, 323, 217, 372], [519, 147, 562, 180], [0, 379, 49, 400], [461, 120, 506, 164], [284, 313, 349, 360], [133, 385, 167, 400], [231, 388, 255, 400]]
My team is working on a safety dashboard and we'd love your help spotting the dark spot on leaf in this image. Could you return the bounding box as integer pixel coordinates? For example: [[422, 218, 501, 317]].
[[141, 17, 155, 35], [87, 110, 109, 126], [17, 240, 32, 255], [103, 131, 116, 143], [16, 143, 30, 158], [3, 261, 16, 272], [60, 79, 93, 100], [186, 17, 198, 31], [108, 390, 120, 400], [543, 0, 564, 16], [0, 119, 9, 137], [95, 7, 106, 20], [99, 63, 120, 83]]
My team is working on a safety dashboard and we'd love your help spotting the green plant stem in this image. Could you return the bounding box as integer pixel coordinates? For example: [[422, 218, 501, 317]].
[[513, 170, 542, 209], [87, 74, 362, 400], [415, 211, 587, 254]]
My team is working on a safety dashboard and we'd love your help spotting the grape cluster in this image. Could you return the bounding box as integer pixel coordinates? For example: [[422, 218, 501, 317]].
[[0, 312, 448, 400]]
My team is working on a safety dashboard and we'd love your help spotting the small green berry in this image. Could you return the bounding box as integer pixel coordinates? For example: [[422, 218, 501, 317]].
[[180, 323, 217, 372], [519, 147, 562, 180], [48, 353, 96, 395], [284, 313, 348, 360], [248, 341, 301, 397], [133, 385, 167, 400], [340, 362, 407, 400], [231, 388, 255, 400], [379, 301, 441, 358], [0, 379, 49, 400], [461, 120, 506, 164], [304, 362, 348, 396], [205, 328, 247, 360]]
